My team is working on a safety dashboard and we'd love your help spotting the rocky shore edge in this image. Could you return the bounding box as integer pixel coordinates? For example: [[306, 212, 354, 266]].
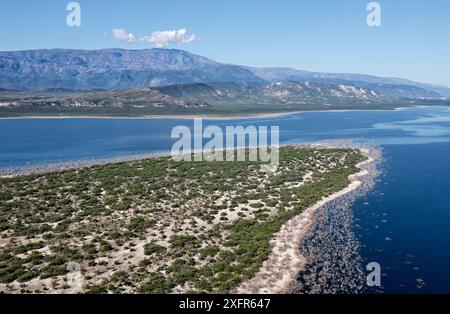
[[234, 142, 379, 294]]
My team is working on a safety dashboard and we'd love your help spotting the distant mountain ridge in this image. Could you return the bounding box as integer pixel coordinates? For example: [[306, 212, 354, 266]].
[[0, 48, 264, 90], [0, 48, 449, 99]]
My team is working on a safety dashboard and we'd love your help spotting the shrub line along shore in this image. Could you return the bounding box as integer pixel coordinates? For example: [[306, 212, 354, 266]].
[[234, 144, 378, 294]]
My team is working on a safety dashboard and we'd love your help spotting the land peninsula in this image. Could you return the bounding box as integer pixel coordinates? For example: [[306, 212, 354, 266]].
[[0, 145, 374, 294]]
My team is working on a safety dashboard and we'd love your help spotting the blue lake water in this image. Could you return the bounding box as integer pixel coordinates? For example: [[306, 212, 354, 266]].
[[1, 106, 450, 293]]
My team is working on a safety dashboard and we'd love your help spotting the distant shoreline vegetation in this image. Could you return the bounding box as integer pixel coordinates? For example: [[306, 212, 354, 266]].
[[0, 98, 448, 119]]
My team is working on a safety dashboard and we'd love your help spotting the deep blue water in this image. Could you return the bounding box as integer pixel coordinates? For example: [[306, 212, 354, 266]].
[[356, 143, 450, 293], [1, 106, 450, 293]]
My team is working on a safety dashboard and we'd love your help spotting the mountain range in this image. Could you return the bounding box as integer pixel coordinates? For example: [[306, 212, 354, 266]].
[[0, 48, 449, 116], [1, 48, 449, 96]]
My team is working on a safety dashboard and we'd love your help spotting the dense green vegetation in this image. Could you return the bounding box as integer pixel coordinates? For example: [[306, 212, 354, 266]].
[[0, 146, 364, 293]]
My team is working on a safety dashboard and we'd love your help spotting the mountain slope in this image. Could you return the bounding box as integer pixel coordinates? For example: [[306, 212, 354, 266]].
[[0, 49, 264, 90], [247, 67, 450, 98], [0, 88, 209, 111], [154, 81, 440, 105]]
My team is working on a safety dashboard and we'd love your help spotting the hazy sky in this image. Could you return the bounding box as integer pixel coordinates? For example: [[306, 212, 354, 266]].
[[0, 0, 449, 87]]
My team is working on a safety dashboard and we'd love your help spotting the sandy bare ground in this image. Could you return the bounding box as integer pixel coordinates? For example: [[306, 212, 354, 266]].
[[234, 148, 376, 294]]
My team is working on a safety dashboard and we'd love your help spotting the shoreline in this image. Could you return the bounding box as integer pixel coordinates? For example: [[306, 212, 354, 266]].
[[0, 111, 298, 121], [1, 141, 370, 178], [234, 144, 378, 294], [0, 105, 426, 121], [0, 151, 170, 178]]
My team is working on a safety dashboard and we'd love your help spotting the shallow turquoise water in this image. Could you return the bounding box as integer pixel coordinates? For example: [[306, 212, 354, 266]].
[[2, 106, 450, 168]]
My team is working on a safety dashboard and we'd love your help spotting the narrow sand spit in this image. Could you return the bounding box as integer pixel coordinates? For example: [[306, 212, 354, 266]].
[[0, 111, 297, 121], [0, 105, 416, 121], [234, 147, 376, 294]]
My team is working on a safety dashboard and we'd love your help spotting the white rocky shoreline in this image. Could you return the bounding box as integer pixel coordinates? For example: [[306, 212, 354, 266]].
[[234, 141, 380, 294]]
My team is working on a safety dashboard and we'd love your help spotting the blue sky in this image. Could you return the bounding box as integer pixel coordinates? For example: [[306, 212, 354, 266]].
[[0, 0, 449, 87]]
